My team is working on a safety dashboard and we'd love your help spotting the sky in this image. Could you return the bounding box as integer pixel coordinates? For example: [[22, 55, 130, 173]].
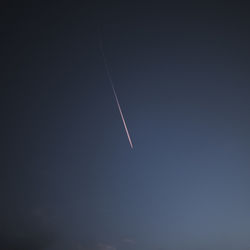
[[1, 2, 250, 250]]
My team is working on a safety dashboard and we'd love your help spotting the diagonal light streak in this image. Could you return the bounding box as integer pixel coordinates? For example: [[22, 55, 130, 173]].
[[99, 36, 133, 149]]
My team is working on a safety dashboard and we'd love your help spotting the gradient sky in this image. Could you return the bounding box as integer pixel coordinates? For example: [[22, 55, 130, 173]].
[[2, 2, 250, 250]]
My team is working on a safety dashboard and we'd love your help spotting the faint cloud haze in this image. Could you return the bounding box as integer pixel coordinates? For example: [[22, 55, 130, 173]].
[[97, 243, 116, 250], [122, 238, 136, 244]]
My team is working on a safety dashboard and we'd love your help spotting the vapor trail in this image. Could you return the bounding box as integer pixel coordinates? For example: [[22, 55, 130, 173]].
[[111, 84, 134, 149], [99, 36, 133, 149]]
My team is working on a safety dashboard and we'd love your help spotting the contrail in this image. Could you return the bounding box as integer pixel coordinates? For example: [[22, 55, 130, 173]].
[[99, 35, 133, 149], [111, 84, 134, 149]]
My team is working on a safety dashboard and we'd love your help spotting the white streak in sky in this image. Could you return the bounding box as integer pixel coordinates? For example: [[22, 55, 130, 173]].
[[99, 36, 133, 149], [111, 84, 133, 149]]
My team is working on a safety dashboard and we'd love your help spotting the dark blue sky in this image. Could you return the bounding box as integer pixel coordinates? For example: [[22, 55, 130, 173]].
[[2, 2, 250, 250]]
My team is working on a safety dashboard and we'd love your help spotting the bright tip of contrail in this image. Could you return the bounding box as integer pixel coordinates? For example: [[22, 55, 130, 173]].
[[112, 85, 134, 149]]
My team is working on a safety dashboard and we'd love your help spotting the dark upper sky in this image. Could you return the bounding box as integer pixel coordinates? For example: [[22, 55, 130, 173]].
[[2, 2, 250, 250]]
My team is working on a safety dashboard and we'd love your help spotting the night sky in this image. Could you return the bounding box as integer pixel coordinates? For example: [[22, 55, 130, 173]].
[[2, 2, 250, 250]]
